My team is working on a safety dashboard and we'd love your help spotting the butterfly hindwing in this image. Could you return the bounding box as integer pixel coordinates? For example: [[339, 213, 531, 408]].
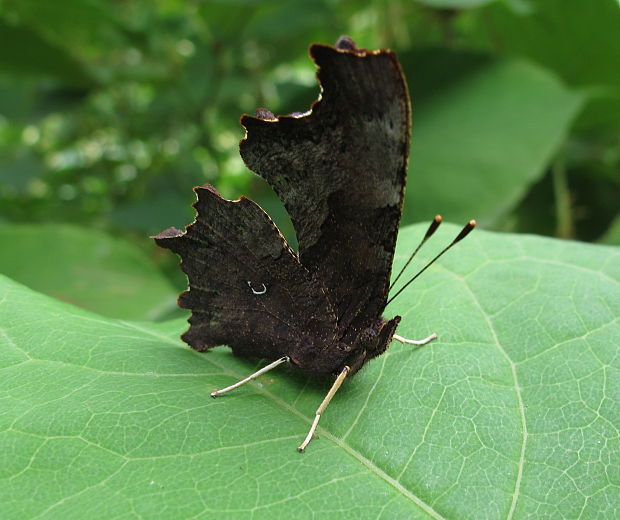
[[154, 185, 338, 362]]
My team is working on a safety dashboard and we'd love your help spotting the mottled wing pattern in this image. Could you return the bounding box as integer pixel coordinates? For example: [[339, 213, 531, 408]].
[[239, 41, 410, 343], [154, 185, 338, 360]]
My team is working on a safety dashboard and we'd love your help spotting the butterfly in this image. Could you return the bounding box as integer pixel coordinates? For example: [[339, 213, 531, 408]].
[[154, 36, 474, 451]]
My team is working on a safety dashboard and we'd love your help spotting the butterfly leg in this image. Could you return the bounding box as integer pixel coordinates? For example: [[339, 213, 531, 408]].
[[298, 365, 350, 452], [392, 333, 437, 346], [210, 356, 290, 398]]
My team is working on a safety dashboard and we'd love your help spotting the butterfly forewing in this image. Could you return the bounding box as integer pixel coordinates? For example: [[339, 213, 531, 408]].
[[239, 42, 410, 340]]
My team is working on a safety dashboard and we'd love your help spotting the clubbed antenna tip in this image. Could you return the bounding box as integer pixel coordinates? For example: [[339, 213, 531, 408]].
[[389, 214, 443, 292], [387, 218, 476, 306]]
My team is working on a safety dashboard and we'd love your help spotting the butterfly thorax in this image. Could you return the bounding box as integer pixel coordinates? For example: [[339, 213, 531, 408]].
[[289, 315, 401, 376]]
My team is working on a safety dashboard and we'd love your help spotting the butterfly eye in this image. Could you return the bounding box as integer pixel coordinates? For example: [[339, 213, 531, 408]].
[[246, 281, 267, 295]]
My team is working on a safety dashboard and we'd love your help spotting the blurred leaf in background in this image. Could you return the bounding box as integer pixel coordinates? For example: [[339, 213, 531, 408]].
[[0, 0, 618, 316], [0, 222, 180, 320]]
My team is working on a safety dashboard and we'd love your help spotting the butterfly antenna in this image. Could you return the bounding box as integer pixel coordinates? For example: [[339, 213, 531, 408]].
[[389, 214, 443, 292], [387, 219, 476, 306]]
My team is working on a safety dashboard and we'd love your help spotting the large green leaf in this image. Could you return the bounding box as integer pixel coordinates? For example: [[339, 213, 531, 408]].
[[1, 225, 618, 518], [0, 223, 177, 321], [402, 50, 584, 226]]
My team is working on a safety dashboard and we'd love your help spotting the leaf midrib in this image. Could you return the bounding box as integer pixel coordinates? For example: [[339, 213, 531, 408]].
[[119, 320, 447, 520]]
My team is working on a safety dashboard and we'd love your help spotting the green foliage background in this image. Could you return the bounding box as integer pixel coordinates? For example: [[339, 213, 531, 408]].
[[1, 1, 619, 518], [1, 0, 618, 247]]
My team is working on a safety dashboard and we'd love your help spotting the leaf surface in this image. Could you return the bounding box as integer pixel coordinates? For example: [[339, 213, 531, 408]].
[[1, 226, 619, 519]]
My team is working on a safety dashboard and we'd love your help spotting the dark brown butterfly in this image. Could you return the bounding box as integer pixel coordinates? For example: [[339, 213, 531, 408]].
[[154, 36, 474, 451]]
